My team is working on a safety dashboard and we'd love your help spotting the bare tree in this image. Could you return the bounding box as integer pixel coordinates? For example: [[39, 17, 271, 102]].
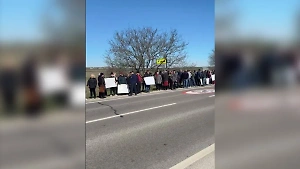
[[208, 49, 215, 66], [105, 27, 189, 72]]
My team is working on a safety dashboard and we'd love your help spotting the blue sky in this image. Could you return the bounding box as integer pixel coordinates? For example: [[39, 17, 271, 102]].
[[234, 0, 299, 40], [86, 0, 215, 67], [2, 0, 298, 65], [0, 0, 50, 42]]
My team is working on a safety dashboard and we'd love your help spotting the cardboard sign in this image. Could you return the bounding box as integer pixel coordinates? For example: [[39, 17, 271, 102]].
[[105, 78, 117, 88], [117, 84, 129, 94], [144, 76, 155, 85], [212, 75, 215, 81]]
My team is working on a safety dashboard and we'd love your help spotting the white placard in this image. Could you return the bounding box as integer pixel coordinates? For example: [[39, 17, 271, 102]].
[[212, 75, 215, 81], [200, 79, 203, 85], [69, 83, 85, 107], [38, 66, 68, 95], [206, 78, 210, 84], [144, 76, 155, 85], [105, 78, 117, 88], [117, 84, 129, 94]]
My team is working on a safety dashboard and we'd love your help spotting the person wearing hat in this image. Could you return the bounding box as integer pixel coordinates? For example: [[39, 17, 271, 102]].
[[98, 73, 106, 98]]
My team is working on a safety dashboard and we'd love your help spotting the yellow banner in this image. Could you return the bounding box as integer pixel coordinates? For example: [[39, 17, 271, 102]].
[[156, 58, 166, 64]]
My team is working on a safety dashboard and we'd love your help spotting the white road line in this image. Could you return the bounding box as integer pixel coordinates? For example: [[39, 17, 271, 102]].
[[170, 144, 215, 169], [86, 103, 177, 124], [209, 95, 215, 97]]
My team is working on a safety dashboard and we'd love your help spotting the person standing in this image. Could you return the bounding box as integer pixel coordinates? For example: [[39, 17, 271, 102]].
[[178, 70, 183, 88], [168, 71, 173, 90], [199, 70, 204, 86], [87, 74, 97, 99], [98, 73, 106, 98], [144, 70, 151, 93], [187, 70, 192, 87], [128, 71, 138, 96], [22, 55, 42, 116], [109, 72, 118, 96], [182, 70, 189, 88], [192, 70, 197, 86], [155, 71, 162, 90], [162, 70, 169, 90], [136, 72, 143, 94], [212, 70, 215, 84], [203, 70, 207, 86], [0, 60, 19, 115], [118, 72, 127, 84]]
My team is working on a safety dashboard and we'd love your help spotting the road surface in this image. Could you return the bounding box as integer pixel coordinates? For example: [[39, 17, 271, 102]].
[[86, 86, 215, 169]]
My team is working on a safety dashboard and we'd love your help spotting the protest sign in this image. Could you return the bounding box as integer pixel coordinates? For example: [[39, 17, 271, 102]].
[[117, 84, 129, 94], [206, 78, 210, 84], [38, 67, 68, 95], [105, 78, 117, 88], [212, 75, 215, 81], [144, 76, 155, 85]]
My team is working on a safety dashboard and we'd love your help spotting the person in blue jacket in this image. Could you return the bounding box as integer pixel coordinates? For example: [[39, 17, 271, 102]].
[[128, 71, 138, 96]]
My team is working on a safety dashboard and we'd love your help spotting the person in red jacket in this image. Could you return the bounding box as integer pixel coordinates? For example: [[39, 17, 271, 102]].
[[136, 72, 143, 94]]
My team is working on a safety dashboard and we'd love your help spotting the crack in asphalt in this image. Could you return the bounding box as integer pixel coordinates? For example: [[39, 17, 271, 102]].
[[98, 102, 123, 117]]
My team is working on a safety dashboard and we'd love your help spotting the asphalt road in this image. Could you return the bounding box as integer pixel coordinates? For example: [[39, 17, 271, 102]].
[[86, 86, 215, 169]]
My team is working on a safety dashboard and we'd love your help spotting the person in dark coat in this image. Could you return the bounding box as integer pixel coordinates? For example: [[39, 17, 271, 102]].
[[98, 73, 106, 98], [203, 70, 207, 86], [128, 71, 138, 96], [87, 74, 97, 99], [162, 70, 169, 90], [22, 55, 42, 117], [177, 70, 183, 88], [0, 61, 19, 115], [118, 72, 127, 84]]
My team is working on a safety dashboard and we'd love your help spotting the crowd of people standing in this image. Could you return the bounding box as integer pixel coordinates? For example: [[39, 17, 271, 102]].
[[87, 69, 215, 99]]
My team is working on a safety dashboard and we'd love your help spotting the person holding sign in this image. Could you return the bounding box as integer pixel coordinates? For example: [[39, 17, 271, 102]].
[[144, 70, 151, 93], [109, 72, 118, 96]]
